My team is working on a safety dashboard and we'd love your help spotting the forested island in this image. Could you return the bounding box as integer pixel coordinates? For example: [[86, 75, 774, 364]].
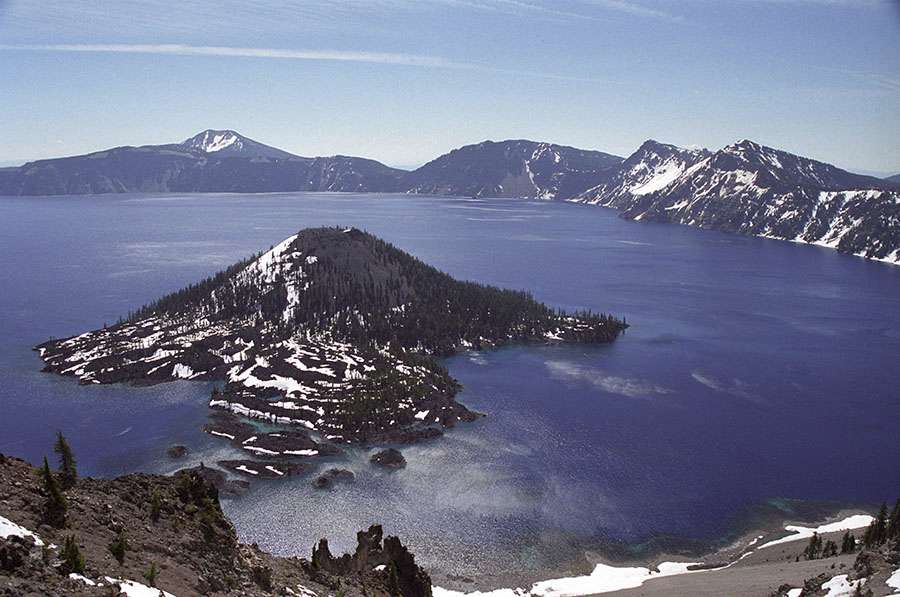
[[36, 227, 626, 477]]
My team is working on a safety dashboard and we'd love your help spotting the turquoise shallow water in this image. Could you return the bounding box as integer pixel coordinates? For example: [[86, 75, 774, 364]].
[[1, 192, 898, 582]]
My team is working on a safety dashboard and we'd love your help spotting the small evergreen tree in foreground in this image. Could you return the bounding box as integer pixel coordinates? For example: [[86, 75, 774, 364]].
[[149, 487, 162, 523], [53, 431, 77, 490], [888, 499, 900, 540], [108, 531, 129, 565], [143, 562, 159, 587], [41, 456, 67, 528], [864, 503, 889, 547], [840, 530, 856, 554], [61, 535, 85, 574], [804, 532, 822, 560]]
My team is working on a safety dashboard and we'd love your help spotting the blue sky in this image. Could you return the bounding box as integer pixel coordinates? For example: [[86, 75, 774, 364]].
[[1, 0, 898, 173]]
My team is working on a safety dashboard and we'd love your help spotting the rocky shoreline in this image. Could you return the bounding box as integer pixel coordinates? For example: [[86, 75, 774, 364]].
[[432, 508, 900, 596], [0, 453, 433, 596], [4, 446, 896, 597]]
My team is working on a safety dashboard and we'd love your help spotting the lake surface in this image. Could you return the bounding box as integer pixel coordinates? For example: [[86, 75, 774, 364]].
[[1, 192, 898, 586]]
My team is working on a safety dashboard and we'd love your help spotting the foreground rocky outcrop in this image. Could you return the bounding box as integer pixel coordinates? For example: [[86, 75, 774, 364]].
[[0, 454, 432, 596], [35, 228, 626, 468]]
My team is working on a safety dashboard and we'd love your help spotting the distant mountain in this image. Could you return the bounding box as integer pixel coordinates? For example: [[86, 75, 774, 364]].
[[573, 139, 900, 264], [403, 139, 623, 200], [3, 131, 897, 264], [0, 130, 406, 195], [576, 139, 711, 209], [0, 134, 622, 199]]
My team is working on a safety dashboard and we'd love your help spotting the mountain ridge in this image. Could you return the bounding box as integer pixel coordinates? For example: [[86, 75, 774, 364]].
[[573, 138, 900, 264], [0, 130, 407, 195], [2, 130, 897, 264], [403, 138, 623, 199]]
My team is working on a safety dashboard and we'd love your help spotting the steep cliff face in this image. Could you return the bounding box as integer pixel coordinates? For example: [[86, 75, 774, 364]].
[[574, 139, 900, 264], [0, 454, 431, 596]]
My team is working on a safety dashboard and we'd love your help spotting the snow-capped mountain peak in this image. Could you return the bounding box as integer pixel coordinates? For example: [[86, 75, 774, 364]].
[[574, 138, 709, 205], [183, 129, 243, 153], [178, 129, 297, 159]]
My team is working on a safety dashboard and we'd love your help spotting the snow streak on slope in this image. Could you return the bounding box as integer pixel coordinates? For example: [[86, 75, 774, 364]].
[[572, 139, 900, 265]]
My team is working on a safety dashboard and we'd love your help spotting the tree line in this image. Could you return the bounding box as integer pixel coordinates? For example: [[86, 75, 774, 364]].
[[122, 228, 626, 354]]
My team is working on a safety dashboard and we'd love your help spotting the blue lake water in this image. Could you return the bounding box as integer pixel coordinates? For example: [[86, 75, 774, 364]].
[[1, 193, 898, 585]]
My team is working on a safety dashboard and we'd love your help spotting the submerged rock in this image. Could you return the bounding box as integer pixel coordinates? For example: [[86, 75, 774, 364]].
[[179, 464, 250, 496], [166, 444, 188, 459], [370, 448, 406, 470], [313, 468, 355, 489]]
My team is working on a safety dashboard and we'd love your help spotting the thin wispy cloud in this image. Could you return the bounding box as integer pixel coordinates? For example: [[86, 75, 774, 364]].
[[0, 42, 613, 83], [577, 0, 680, 20], [475, 0, 680, 22], [0, 43, 469, 69]]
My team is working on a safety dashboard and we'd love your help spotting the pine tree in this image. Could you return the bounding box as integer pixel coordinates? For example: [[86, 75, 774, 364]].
[[804, 532, 822, 560], [874, 502, 888, 545], [108, 531, 129, 565], [150, 487, 162, 523], [888, 498, 900, 540], [41, 456, 67, 528], [53, 431, 78, 490], [841, 530, 856, 554], [143, 562, 159, 587], [61, 535, 85, 574]]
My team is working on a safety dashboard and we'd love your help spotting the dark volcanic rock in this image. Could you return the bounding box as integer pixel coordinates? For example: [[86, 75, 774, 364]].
[[218, 459, 312, 479], [179, 464, 250, 496], [311, 525, 432, 597], [0, 454, 433, 596], [370, 448, 406, 470], [313, 468, 356, 489], [203, 411, 341, 459]]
